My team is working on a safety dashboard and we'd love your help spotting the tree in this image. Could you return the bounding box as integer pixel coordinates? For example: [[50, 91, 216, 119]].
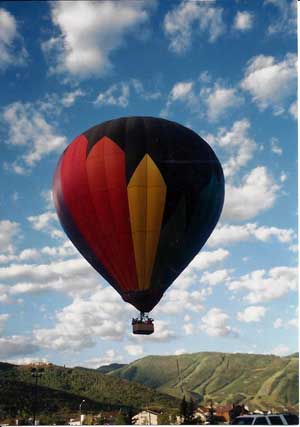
[[180, 397, 196, 424], [180, 396, 188, 424]]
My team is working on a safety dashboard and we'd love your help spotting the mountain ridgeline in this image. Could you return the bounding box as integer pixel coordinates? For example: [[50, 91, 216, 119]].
[[108, 351, 299, 412]]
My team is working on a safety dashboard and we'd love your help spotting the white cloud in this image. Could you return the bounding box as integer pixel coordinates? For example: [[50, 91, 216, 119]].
[[43, 1, 153, 78], [200, 269, 232, 286], [289, 100, 297, 120], [222, 167, 280, 221], [207, 119, 256, 177], [164, 1, 225, 53], [270, 137, 282, 155], [237, 306, 266, 323], [174, 348, 186, 356], [84, 349, 124, 369], [233, 11, 253, 31], [241, 53, 297, 114], [228, 266, 298, 304], [95, 82, 130, 107], [187, 249, 230, 273], [201, 84, 243, 121], [199, 308, 237, 337], [34, 287, 132, 351], [95, 79, 161, 108], [61, 89, 85, 107], [0, 8, 27, 70], [264, 0, 297, 36], [273, 318, 283, 328], [27, 211, 64, 240], [208, 223, 294, 248], [3, 102, 67, 172], [271, 344, 290, 356], [155, 288, 205, 315], [125, 344, 144, 357], [0, 335, 38, 358], [4, 356, 50, 366], [0, 220, 20, 255], [162, 81, 198, 117], [183, 323, 194, 335], [273, 316, 298, 329]]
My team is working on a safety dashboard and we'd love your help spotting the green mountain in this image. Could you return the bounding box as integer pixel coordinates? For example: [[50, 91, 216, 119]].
[[109, 352, 299, 412], [0, 362, 179, 421], [97, 363, 127, 374]]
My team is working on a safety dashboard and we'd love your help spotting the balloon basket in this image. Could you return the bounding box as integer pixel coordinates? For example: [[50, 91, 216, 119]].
[[132, 313, 154, 335], [132, 321, 154, 335]]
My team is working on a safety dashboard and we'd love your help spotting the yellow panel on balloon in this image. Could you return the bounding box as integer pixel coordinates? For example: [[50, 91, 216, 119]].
[[127, 154, 167, 291]]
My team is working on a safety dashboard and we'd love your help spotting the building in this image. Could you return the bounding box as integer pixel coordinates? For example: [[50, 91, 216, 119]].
[[133, 410, 160, 425]]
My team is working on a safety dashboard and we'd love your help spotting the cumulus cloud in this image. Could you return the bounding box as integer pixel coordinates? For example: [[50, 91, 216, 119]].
[[188, 248, 230, 271], [289, 100, 297, 120], [3, 102, 67, 172], [228, 266, 298, 303], [33, 287, 133, 351], [95, 82, 130, 107], [273, 316, 298, 329], [183, 322, 194, 335], [0, 257, 103, 300], [61, 89, 86, 107], [200, 269, 232, 287], [0, 220, 20, 255], [237, 306, 266, 323], [273, 318, 283, 329], [233, 11, 253, 31], [208, 223, 294, 248], [27, 211, 64, 239], [199, 308, 237, 337], [270, 137, 282, 155], [207, 119, 256, 177], [43, 1, 153, 78], [161, 81, 198, 116], [164, 0, 225, 53], [0, 335, 38, 358], [222, 167, 280, 221], [201, 84, 243, 122], [84, 349, 124, 369], [0, 8, 27, 70], [240, 53, 297, 114], [125, 344, 144, 357], [155, 288, 205, 315]]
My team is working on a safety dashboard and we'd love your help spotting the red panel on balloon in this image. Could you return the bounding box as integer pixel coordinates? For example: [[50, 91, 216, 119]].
[[60, 135, 123, 288], [85, 136, 139, 291]]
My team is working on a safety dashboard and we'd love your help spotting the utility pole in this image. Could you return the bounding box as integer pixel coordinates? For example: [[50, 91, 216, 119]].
[[79, 400, 86, 425], [31, 367, 44, 425]]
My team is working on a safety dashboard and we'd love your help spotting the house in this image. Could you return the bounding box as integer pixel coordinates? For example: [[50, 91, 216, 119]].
[[133, 410, 160, 425]]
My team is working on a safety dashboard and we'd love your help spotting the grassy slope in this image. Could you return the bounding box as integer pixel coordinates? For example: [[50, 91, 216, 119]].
[[0, 362, 179, 418], [110, 352, 299, 411]]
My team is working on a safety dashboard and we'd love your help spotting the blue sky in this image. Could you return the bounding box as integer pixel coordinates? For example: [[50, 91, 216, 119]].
[[0, 0, 297, 368]]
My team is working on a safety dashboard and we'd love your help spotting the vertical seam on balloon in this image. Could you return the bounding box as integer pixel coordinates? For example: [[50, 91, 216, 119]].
[[85, 138, 124, 290]]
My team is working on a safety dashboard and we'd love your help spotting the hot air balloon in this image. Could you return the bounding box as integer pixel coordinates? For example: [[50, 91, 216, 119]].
[[53, 117, 224, 335]]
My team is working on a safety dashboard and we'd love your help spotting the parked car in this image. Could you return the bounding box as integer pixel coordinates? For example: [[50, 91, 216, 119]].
[[232, 413, 299, 425]]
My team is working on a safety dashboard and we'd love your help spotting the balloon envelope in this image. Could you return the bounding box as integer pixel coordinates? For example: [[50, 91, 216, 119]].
[[53, 117, 224, 313]]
